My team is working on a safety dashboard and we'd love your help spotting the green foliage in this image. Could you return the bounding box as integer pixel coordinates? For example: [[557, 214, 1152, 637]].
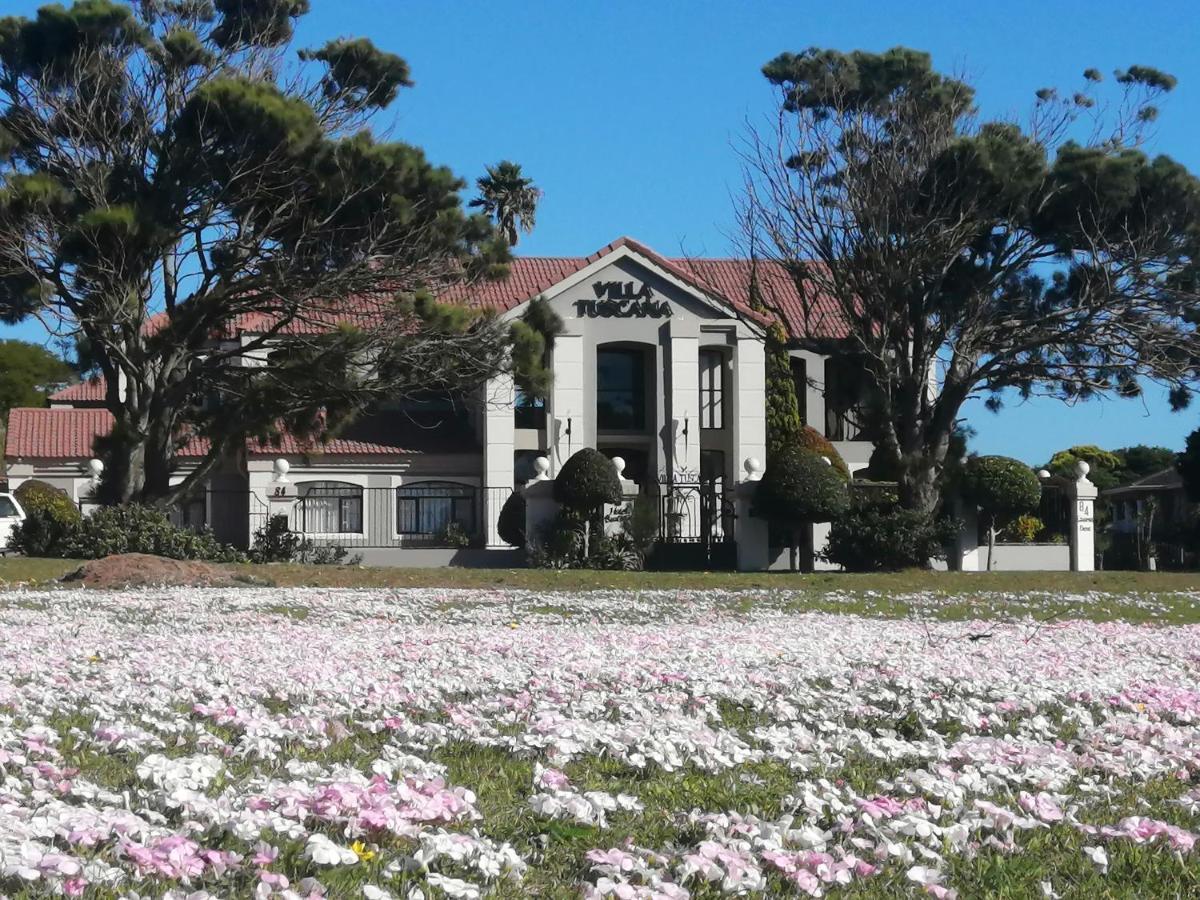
[[795, 424, 849, 479], [496, 491, 526, 548], [1046, 445, 1123, 490], [0, 0, 519, 505], [754, 446, 849, 529], [40, 504, 245, 561], [1045, 443, 1178, 491], [0, 340, 74, 412], [300, 37, 411, 109], [822, 496, 958, 571], [8, 481, 80, 557], [248, 514, 302, 563], [752, 44, 1200, 515], [437, 521, 472, 548], [248, 513, 361, 564], [763, 323, 802, 459], [998, 513, 1045, 544], [469, 160, 541, 246], [962, 456, 1042, 526], [554, 448, 622, 513], [509, 297, 562, 399], [211, 0, 309, 50]]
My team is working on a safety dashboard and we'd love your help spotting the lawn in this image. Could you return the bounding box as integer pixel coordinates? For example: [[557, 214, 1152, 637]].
[[1, 585, 1199, 898]]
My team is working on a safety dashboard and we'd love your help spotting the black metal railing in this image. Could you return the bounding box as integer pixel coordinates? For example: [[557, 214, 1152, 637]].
[[191, 484, 503, 551]]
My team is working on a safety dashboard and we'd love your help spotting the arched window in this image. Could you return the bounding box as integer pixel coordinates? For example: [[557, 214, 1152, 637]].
[[297, 481, 363, 534], [396, 482, 476, 538]]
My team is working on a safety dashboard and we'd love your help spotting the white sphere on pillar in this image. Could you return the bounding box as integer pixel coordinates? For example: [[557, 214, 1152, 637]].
[[272, 458, 290, 483], [532, 456, 551, 481], [87, 458, 104, 479], [611, 456, 626, 479], [1075, 460, 1091, 480], [743, 457, 764, 481]]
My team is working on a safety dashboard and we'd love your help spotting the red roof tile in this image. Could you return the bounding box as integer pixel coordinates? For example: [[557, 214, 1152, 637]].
[[5, 408, 211, 460], [49, 377, 105, 403], [4, 407, 476, 462]]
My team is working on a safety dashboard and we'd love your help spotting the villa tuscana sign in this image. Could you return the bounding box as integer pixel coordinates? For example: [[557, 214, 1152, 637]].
[[574, 280, 672, 318]]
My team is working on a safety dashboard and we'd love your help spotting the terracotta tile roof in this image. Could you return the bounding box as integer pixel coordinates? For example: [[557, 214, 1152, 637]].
[[133, 237, 845, 342], [4, 407, 477, 462], [438, 236, 845, 339], [5, 408, 112, 460], [49, 377, 105, 403], [5, 408, 211, 460]]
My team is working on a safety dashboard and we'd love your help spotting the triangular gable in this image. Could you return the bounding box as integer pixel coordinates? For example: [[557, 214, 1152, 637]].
[[492, 237, 771, 333]]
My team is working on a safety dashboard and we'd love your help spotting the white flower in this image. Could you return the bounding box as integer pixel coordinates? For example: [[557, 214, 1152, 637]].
[[425, 873, 480, 899], [304, 833, 358, 866], [1083, 846, 1109, 873]]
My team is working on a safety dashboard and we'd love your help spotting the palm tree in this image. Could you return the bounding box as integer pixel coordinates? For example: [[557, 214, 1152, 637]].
[[470, 161, 542, 246]]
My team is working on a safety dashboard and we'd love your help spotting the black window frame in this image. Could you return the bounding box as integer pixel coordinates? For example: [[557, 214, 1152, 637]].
[[395, 481, 477, 538], [698, 348, 726, 430], [297, 481, 364, 534]]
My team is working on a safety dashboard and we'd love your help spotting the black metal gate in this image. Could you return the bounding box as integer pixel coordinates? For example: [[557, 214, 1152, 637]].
[[650, 479, 737, 570]]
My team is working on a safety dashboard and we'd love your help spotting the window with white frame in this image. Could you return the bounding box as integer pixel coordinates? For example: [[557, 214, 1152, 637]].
[[297, 481, 363, 534], [698, 349, 725, 430]]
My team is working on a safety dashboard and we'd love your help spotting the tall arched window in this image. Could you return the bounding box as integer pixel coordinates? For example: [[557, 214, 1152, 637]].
[[297, 481, 363, 534], [396, 482, 476, 538]]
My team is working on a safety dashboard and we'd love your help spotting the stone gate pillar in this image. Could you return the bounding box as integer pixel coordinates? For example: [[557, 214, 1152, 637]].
[[1068, 461, 1098, 572]]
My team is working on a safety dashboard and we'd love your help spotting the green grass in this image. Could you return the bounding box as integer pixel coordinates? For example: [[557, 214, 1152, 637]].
[[3, 558, 1200, 624]]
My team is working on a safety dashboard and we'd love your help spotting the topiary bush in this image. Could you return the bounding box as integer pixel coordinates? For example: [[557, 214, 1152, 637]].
[[961, 455, 1042, 569], [753, 446, 849, 570], [8, 480, 81, 557], [496, 491, 527, 547], [795, 425, 850, 479], [554, 448, 623, 511], [58, 505, 245, 562], [822, 496, 959, 571]]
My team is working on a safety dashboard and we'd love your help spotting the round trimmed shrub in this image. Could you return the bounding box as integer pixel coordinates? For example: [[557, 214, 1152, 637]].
[[8, 480, 81, 557], [755, 446, 849, 526], [553, 448, 622, 512], [795, 425, 850, 479], [961, 455, 1041, 524], [496, 491, 527, 547]]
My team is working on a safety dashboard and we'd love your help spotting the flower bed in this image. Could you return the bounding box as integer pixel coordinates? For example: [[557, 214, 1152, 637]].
[[1, 587, 1199, 897]]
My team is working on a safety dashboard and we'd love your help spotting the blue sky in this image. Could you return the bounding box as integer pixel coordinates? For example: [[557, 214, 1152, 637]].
[[3, 0, 1199, 464]]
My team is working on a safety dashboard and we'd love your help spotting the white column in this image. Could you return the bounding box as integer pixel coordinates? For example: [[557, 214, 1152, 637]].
[[667, 326, 701, 541], [482, 374, 515, 548], [733, 336, 767, 475], [668, 327, 701, 478], [548, 333, 584, 474], [1069, 462, 1098, 572]]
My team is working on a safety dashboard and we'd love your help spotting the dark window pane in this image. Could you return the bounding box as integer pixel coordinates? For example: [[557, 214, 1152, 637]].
[[597, 349, 646, 431]]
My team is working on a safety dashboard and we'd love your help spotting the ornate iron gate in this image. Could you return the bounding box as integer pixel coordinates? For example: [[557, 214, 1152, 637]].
[[651, 479, 737, 570]]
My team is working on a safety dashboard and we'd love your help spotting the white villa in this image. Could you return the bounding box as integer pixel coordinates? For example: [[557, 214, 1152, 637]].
[[5, 236, 876, 566]]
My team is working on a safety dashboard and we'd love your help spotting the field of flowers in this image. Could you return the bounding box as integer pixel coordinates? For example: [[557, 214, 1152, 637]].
[[2, 586, 1199, 899]]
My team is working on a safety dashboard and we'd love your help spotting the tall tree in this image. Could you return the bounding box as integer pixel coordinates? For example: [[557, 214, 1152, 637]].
[[740, 47, 1200, 513], [0, 0, 535, 505], [470, 161, 542, 246], [0, 339, 73, 413]]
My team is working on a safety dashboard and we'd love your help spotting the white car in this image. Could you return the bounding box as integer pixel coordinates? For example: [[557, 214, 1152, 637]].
[[0, 492, 26, 554]]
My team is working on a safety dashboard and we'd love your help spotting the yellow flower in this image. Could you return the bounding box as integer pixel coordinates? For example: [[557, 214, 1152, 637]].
[[87, 654, 101, 663], [351, 840, 375, 862], [508, 621, 519, 629]]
